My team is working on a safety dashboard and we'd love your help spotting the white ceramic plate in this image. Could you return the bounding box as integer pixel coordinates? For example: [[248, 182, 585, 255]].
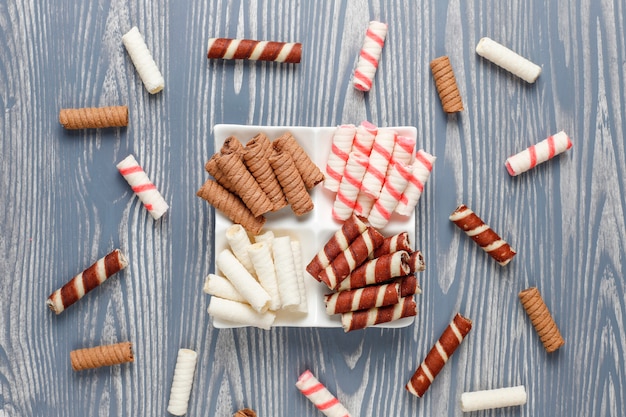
[[212, 124, 418, 329]]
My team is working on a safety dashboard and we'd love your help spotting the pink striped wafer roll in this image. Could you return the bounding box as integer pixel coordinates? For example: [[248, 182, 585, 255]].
[[333, 151, 369, 221], [352, 121, 378, 156], [505, 131, 573, 176], [324, 125, 356, 192], [361, 129, 397, 199], [117, 155, 169, 220], [341, 295, 417, 331], [207, 38, 302, 63], [353, 21, 388, 92], [368, 162, 410, 229], [296, 370, 353, 417], [395, 150, 436, 216], [336, 250, 410, 291], [390, 135, 416, 166], [354, 190, 375, 217]]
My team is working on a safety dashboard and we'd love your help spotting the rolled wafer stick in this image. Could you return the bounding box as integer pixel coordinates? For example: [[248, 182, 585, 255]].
[[296, 370, 353, 417], [406, 313, 473, 397], [449, 204, 516, 266], [397, 274, 420, 297], [217, 249, 271, 313], [204, 154, 237, 193], [407, 250, 426, 273], [291, 240, 309, 314], [353, 21, 388, 92], [247, 242, 281, 311], [243, 133, 287, 211], [274, 132, 324, 189], [475, 37, 542, 83], [395, 150, 436, 216], [234, 409, 257, 417], [333, 151, 369, 221], [47, 249, 128, 314], [505, 131, 573, 176], [460, 385, 527, 412], [221, 136, 244, 155], [518, 287, 564, 353], [354, 191, 375, 218], [390, 135, 416, 166], [336, 250, 411, 291], [59, 106, 128, 129], [341, 295, 416, 332], [352, 121, 378, 156], [167, 348, 198, 416], [360, 128, 396, 199], [325, 281, 401, 315], [208, 297, 276, 329], [368, 162, 410, 229], [203, 274, 247, 303], [430, 56, 464, 113], [269, 145, 314, 216], [254, 230, 275, 247], [122, 27, 164, 94], [324, 125, 356, 192], [207, 38, 302, 63], [372, 231, 412, 258], [196, 179, 266, 235], [117, 154, 169, 220], [272, 236, 302, 310], [70, 342, 134, 371], [225, 224, 255, 275]]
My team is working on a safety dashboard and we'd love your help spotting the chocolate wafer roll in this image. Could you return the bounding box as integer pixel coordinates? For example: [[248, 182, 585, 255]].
[[397, 274, 420, 297], [221, 136, 244, 156], [269, 145, 314, 216], [341, 296, 416, 331], [208, 38, 302, 63], [59, 106, 128, 129], [408, 250, 425, 273], [46, 249, 128, 314], [274, 132, 324, 189], [372, 231, 412, 258], [197, 179, 265, 234], [243, 133, 287, 211], [406, 313, 473, 397], [430, 56, 463, 113], [325, 281, 399, 315], [234, 409, 257, 417], [518, 287, 564, 353], [204, 154, 236, 193], [449, 204, 516, 266], [336, 250, 411, 291], [70, 342, 134, 371]]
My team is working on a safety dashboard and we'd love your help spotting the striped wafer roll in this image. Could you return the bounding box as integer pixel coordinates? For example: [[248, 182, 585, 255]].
[[318, 227, 384, 290], [207, 38, 302, 63], [59, 106, 128, 129], [46, 249, 128, 314], [247, 242, 281, 310], [354, 191, 375, 218], [70, 342, 134, 371], [361, 129, 397, 199], [341, 295, 417, 331], [167, 349, 198, 416], [208, 297, 276, 329], [217, 249, 271, 313], [333, 151, 369, 221], [221, 136, 244, 156], [372, 232, 412, 258], [203, 274, 247, 303], [117, 154, 169, 220], [291, 240, 309, 313], [204, 154, 236, 193], [352, 121, 378, 156], [518, 287, 564, 353], [406, 313, 473, 397], [336, 250, 410, 291], [196, 179, 266, 235], [505, 131, 573, 176], [243, 133, 287, 211], [324, 125, 356, 192], [274, 132, 324, 189], [475, 37, 542, 83], [390, 135, 416, 166], [353, 21, 388, 92], [122, 27, 164, 94], [225, 224, 255, 275], [397, 274, 420, 297], [272, 236, 302, 310], [395, 150, 436, 216], [269, 145, 314, 216], [296, 370, 353, 417], [449, 204, 516, 266], [430, 56, 464, 113], [368, 162, 410, 229], [407, 250, 426, 273]]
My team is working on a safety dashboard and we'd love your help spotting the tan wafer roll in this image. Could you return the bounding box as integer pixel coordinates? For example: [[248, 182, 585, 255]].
[[274, 132, 324, 189], [204, 154, 236, 193], [430, 56, 463, 113], [519, 287, 564, 353], [234, 409, 257, 417], [269, 145, 314, 216], [70, 342, 134, 371], [59, 106, 128, 129], [243, 133, 288, 211], [221, 136, 244, 155], [196, 179, 266, 234]]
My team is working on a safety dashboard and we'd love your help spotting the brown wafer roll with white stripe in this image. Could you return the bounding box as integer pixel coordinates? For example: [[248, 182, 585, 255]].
[[336, 250, 411, 291], [306, 215, 368, 280], [518, 287, 564, 353], [70, 342, 134, 371], [269, 145, 314, 216], [243, 133, 288, 211], [341, 296, 417, 332], [407, 250, 426, 273], [274, 132, 324, 189], [207, 38, 302, 63], [372, 231, 412, 258], [449, 204, 516, 266], [46, 249, 128, 314], [406, 313, 473, 397]]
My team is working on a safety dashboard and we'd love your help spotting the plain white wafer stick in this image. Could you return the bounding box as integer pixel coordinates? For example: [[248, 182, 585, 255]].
[[122, 27, 165, 94], [460, 385, 527, 412], [167, 349, 197, 416], [117, 154, 169, 220], [202, 274, 247, 303], [272, 236, 301, 310], [291, 240, 308, 314], [247, 242, 282, 310], [475, 37, 541, 83], [207, 297, 276, 329], [216, 249, 271, 313], [225, 224, 255, 275]]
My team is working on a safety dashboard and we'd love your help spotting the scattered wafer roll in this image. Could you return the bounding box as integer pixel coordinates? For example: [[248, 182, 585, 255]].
[[407, 251, 426, 273], [352, 121, 378, 156], [395, 150, 435, 216], [390, 135, 416, 166], [203, 274, 247, 303], [353, 21, 388, 92], [336, 250, 411, 291], [430, 56, 464, 113], [247, 242, 281, 311], [272, 236, 302, 310], [332, 151, 369, 221], [225, 224, 255, 275], [243, 133, 287, 211], [372, 232, 412, 258], [449, 204, 516, 266], [406, 313, 473, 397], [341, 295, 416, 331], [196, 179, 266, 235], [475, 37, 542, 83], [291, 240, 309, 314], [361, 128, 396, 199], [167, 348, 198, 416], [117, 154, 169, 220], [207, 38, 302, 63], [70, 342, 134, 371], [204, 154, 236, 193], [296, 370, 353, 417], [306, 215, 369, 279], [59, 106, 128, 129], [505, 131, 573, 176], [368, 162, 410, 229], [46, 249, 128, 314], [325, 281, 401, 315], [269, 146, 314, 216], [324, 125, 356, 192], [122, 26, 164, 94], [460, 385, 527, 412], [208, 297, 276, 329], [274, 132, 324, 189], [518, 287, 564, 353], [221, 136, 244, 156], [216, 249, 271, 313]]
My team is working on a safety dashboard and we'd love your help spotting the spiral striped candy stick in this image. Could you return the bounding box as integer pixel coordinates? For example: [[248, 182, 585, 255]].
[[475, 37, 542, 83], [324, 125, 356, 192], [207, 38, 302, 63], [167, 349, 198, 416], [122, 27, 164, 94], [296, 370, 353, 417], [505, 131, 573, 176], [117, 155, 169, 220], [332, 151, 369, 221], [353, 21, 388, 92], [395, 150, 435, 216], [368, 162, 410, 229]]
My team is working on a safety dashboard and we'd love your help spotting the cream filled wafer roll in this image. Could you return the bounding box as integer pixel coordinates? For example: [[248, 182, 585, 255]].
[[269, 146, 314, 216], [204, 154, 237, 193], [167, 349, 198, 416], [449, 204, 516, 266], [475, 37, 542, 83], [243, 133, 287, 211], [122, 27, 164, 94], [296, 370, 353, 417], [372, 231, 412, 258], [203, 274, 247, 303], [272, 236, 302, 310], [216, 249, 271, 313], [341, 296, 416, 332], [59, 106, 128, 129], [70, 342, 134, 371], [225, 224, 255, 275], [318, 227, 384, 289], [390, 135, 416, 166], [352, 121, 378, 156], [274, 132, 324, 189], [117, 154, 169, 220], [408, 251, 426, 273], [246, 242, 281, 310], [306, 214, 368, 280], [460, 385, 527, 412], [368, 162, 410, 229], [324, 125, 356, 192], [325, 281, 401, 315], [207, 38, 302, 63], [519, 287, 564, 352], [505, 131, 573, 176], [395, 150, 435, 216], [208, 297, 276, 329], [47, 249, 128, 314], [291, 240, 309, 313], [336, 250, 410, 291], [353, 21, 388, 92], [332, 151, 369, 221], [406, 313, 472, 397], [361, 128, 397, 199], [221, 136, 244, 156]]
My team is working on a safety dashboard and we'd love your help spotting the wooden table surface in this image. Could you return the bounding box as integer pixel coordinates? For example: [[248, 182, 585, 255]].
[[2, 0, 625, 416]]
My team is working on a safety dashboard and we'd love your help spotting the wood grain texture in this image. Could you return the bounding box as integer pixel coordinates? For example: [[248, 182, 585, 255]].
[[0, 0, 625, 416]]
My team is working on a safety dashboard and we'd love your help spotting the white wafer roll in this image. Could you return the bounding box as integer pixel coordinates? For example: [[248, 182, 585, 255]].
[[216, 249, 271, 313], [353, 21, 388, 92], [117, 154, 169, 220], [272, 236, 301, 310], [167, 349, 198, 416], [395, 150, 436, 216], [296, 370, 353, 417], [460, 385, 527, 412], [390, 135, 416, 166], [208, 297, 276, 330], [368, 162, 410, 229], [122, 27, 165, 94], [225, 224, 255, 275], [247, 242, 281, 311], [203, 274, 247, 303], [291, 240, 308, 314], [475, 37, 541, 83], [332, 151, 369, 221], [505, 131, 573, 176], [361, 128, 396, 199], [324, 124, 356, 192], [354, 191, 375, 217]]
